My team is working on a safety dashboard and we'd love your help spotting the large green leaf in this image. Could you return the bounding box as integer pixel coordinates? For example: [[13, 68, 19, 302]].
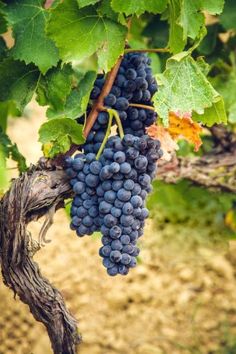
[[153, 53, 227, 126], [111, 0, 167, 16], [0, 58, 40, 111], [4, 0, 59, 74], [39, 118, 85, 157], [37, 63, 74, 112], [47, 0, 127, 72]]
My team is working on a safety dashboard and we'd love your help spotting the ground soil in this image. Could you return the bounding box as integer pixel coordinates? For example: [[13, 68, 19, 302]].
[[1, 105, 236, 354]]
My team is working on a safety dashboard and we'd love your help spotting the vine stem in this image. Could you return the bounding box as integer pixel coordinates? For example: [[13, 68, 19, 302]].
[[124, 48, 169, 54], [83, 56, 123, 138], [129, 103, 155, 111], [110, 109, 124, 139], [96, 110, 113, 160]]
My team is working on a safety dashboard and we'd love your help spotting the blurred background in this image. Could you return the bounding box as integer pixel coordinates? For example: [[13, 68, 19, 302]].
[[0, 103, 236, 354]]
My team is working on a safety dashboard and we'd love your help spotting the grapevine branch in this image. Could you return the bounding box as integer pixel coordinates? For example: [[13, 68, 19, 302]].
[[83, 55, 123, 138]]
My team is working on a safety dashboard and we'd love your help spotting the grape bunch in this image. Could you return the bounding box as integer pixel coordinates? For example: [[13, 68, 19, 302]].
[[97, 134, 161, 275], [65, 153, 100, 236], [79, 51, 158, 155], [66, 52, 163, 276]]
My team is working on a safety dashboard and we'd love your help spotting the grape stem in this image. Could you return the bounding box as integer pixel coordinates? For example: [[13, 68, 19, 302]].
[[96, 110, 113, 160], [83, 56, 123, 138], [129, 103, 155, 111], [124, 48, 169, 54]]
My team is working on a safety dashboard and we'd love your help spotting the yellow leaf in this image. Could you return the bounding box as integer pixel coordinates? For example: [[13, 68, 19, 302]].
[[168, 112, 203, 151]]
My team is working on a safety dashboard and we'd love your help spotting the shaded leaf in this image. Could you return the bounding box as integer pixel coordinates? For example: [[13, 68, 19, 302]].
[[0, 58, 40, 111], [46, 70, 96, 119], [220, 0, 236, 30], [0, 127, 27, 172], [39, 118, 85, 157], [36, 63, 74, 112]]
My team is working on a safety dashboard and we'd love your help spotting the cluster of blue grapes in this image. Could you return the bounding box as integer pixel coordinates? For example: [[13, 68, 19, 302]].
[[79, 52, 158, 156], [97, 134, 161, 275], [66, 52, 162, 276]]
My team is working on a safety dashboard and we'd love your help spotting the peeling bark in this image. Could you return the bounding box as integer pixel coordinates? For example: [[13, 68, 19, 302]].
[[0, 167, 81, 354]]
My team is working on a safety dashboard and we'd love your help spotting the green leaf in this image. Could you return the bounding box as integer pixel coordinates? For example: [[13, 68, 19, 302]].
[[0, 101, 19, 132], [98, 0, 118, 21], [228, 102, 236, 123], [201, 0, 225, 14], [46, 70, 96, 119], [192, 97, 227, 126], [0, 37, 7, 59], [167, 0, 185, 53], [77, 0, 100, 7], [220, 0, 236, 30], [111, 0, 167, 16], [39, 118, 85, 157], [0, 58, 40, 111], [4, 0, 59, 74], [0, 149, 7, 191], [153, 53, 226, 126], [0, 127, 27, 172], [36, 63, 74, 112], [0, 1, 7, 34], [178, 0, 224, 42], [47, 0, 127, 72]]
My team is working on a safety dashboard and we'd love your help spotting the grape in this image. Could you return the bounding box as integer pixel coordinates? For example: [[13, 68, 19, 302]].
[[110, 225, 122, 239], [104, 190, 116, 203], [113, 151, 126, 163], [73, 182, 85, 194], [104, 94, 116, 106], [110, 250, 122, 263], [124, 179, 134, 191], [117, 189, 131, 202], [115, 97, 129, 111], [99, 201, 112, 214], [122, 202, 133, 215]]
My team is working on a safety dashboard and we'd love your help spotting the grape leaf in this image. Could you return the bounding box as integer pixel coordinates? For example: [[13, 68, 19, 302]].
[[0, 58, 40, 111], [47, 0, 127, 72], [0, 101, 19, 132], [77, 0, 100, 8], [153, 53, 227, 126], [36, 63, 74, 112], [0, 1, 7, 34], [46, 70, 96, 119], [39, 118, 85, 157], [179, 0, 224, 41], [0, 127, 27, 172], [111, 0, 167, 16], [192, 97, 227, 126], [4, 0, 59, 74], [220, 0, 236, 30], [167, 0, 185, 53], [0, 37, 7, 59]]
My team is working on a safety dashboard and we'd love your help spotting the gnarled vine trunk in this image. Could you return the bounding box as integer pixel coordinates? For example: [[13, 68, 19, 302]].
[[0, 167, 81, 354]]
